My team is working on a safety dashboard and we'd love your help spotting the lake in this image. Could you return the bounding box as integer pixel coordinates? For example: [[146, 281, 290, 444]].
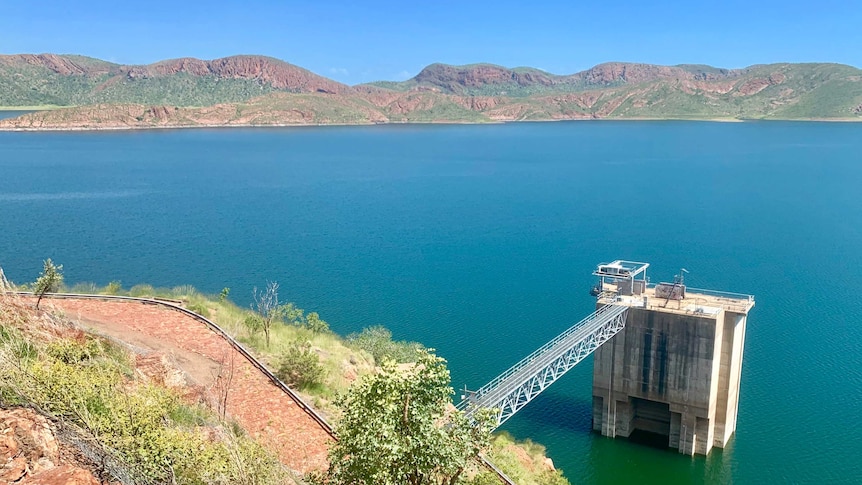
[[1, 122, 861, 483]]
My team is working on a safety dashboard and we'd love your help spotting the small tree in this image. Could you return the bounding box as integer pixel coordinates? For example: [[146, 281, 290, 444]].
[[304, 312, 330, 333], [34, 259, 63, 310], [252, 281, 281, 347], [280, 302, 305, 326], [326, 349, 494, 485]]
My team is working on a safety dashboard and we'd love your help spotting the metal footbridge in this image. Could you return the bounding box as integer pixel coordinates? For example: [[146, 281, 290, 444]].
[[457, 302, 628, 428]]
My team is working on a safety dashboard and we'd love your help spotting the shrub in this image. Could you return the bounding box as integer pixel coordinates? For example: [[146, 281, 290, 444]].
[[347, 326, 425, 364], [276, 340, 325, 390], [243, 314, 264, 337], [171, 285, 198, 299], [128, 284, 156, 297], [104, 280, 123, 295], [187, 302, 210, 318], [304, 312, 330, 333]]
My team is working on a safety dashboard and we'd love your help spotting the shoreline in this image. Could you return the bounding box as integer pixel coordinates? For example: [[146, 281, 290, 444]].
[[2, 116, 861, 133]]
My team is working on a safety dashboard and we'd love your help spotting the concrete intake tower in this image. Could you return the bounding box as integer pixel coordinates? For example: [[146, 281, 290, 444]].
[[590, 261, 755, 455]]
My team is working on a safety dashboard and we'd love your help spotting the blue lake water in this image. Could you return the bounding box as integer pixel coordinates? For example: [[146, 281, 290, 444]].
[[0, 110, 32, 120], [1, 122, 861, 483]]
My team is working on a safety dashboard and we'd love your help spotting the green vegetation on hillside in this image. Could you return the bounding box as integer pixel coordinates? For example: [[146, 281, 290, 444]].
[[0, 302, 290, 484], [0, 64, 277, 107]]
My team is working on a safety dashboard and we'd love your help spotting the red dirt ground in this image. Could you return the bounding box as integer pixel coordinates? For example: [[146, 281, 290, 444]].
[[41, 297, 333, 475]]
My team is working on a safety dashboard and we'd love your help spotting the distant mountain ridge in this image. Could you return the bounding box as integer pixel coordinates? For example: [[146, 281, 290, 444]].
[[364, 62, 751, 96], [1, 54, 861, 129], [0, 53, 350, 107]]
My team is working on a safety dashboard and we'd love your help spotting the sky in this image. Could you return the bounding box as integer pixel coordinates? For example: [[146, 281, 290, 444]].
[[1, 0, 860, 84]]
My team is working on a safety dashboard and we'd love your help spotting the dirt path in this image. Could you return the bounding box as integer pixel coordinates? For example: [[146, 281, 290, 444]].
[[42, 297, 333, 475]]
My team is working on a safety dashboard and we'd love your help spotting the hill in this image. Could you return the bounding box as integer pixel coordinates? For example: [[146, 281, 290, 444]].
[[0, 53, 351, 107], [363, 62, 862, 119], [1, 54, 861, 128]]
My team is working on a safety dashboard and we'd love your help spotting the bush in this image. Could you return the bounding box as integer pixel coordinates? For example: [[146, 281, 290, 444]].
[[45, 338, 102, 364], [304, 312, 330, 333], [276, 340, 325, 390], [187, 302, 210, 318], [104, 281, 123, 295], [347, 326, 425, 364], [171, 285, 198, 299], [128, 284, 156, 297], [243, 314, 263, 336]]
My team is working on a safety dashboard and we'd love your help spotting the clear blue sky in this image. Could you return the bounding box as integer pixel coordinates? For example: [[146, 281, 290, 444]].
[[1, 0, 860, 84]]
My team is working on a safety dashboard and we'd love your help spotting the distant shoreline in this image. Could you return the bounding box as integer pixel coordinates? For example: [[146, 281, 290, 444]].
[[0, 106, 64, 111], [3, 116, 862, 132]]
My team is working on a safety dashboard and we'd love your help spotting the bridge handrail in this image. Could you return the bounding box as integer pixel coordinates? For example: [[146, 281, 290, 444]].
[[458, 303, 625, 409]]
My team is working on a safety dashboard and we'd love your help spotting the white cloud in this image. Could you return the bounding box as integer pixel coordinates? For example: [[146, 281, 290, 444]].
[[328, 67, 349, 76], [395, 70, 412, 81]]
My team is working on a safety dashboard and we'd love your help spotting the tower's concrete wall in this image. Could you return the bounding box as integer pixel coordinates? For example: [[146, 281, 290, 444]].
[[592, 303, 748, 455]]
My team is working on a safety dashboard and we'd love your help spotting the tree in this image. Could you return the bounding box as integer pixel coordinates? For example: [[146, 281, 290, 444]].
[[280, 302, 304, 326], [304, 311, 330, 333], [325, 349, 495, 485], [34, 259, 63, 310], [252, 281, 281, 347]]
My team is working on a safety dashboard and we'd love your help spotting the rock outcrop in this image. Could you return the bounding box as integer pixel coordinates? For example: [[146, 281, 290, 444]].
[[734, 73, 787, 96], [413, 63, 559, 93], [0, 54, 95, 76], [0, 408, 100, 484], [120, 55, 352, 94]]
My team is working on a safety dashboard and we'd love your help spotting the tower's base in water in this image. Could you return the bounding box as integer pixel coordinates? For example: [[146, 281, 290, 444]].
[[591, 285, 753, 455]]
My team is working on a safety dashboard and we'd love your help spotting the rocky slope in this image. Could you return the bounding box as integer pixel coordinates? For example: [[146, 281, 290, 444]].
[[1, 54, 861, 129], [1, 408, 102, 485]]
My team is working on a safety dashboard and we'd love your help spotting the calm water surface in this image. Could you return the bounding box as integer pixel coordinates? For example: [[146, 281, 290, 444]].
[[1, 122, 861, 483], [0, 110, 32, 120]]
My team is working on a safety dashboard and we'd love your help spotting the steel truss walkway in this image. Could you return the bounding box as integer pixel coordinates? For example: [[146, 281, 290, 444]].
[[457, 303, 628, 428]]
